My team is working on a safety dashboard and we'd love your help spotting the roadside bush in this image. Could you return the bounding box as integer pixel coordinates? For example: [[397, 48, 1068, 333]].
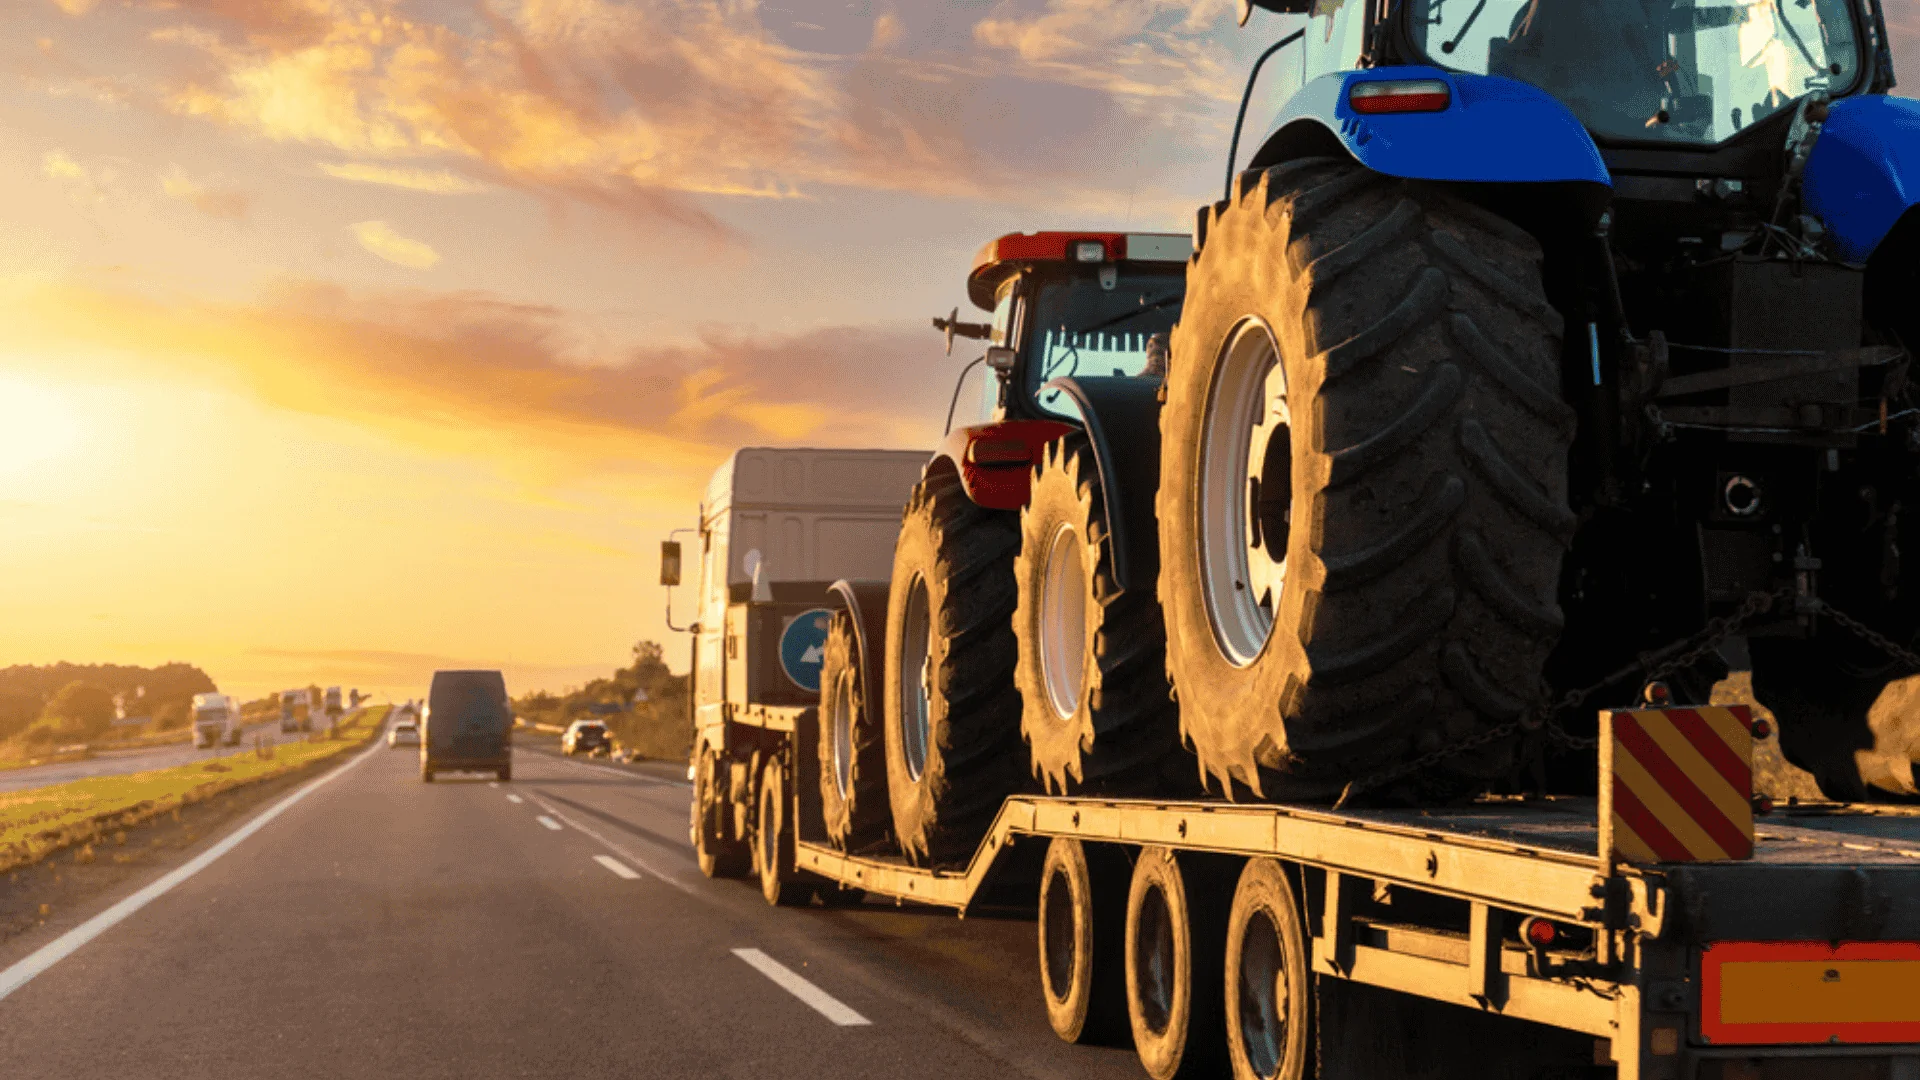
[[42, 682, 115, 739], [152, 701, 190, 731]]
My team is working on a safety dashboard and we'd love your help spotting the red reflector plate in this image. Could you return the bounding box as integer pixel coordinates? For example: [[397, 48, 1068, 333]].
[[1349, 79, 1451, 115], [968, 438, 1031, 465], [1701, 942, 1920, 1045]]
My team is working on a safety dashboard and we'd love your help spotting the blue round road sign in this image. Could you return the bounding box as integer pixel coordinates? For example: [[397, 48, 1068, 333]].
[[780, 608, 834, 693]]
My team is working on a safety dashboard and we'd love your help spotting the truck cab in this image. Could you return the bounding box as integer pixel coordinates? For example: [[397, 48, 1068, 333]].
[[191, 692, 236, 748]]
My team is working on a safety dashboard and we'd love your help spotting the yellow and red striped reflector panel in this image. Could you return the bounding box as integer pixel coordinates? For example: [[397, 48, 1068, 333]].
[[1600, 706, 1755, 863], [1702, 942, 1920, 1045]]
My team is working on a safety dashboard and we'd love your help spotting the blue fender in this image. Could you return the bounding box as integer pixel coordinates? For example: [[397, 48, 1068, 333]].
[[1255, 67, 1610, 187], [1803, 95, 1920, 264], [1041, 376, 1162, 593]]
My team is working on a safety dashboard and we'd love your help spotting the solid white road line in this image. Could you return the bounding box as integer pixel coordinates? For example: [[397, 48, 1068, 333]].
[[523, 793, 696, 895], [536, 815, 564, 831], [731, 948, 871, 1027], [593, 855, 641, 879], [505, 794, 524, 804], [0, 737, 384, 1004]]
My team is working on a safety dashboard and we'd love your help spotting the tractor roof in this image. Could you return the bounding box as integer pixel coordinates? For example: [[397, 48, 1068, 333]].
[[967, 231, 1192, 311]]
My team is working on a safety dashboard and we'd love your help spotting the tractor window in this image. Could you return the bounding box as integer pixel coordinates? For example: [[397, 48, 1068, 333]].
[[1407, 0, 1863, 144], [1025, 267, 1184, 420], [1301, 0, 1369, 84]]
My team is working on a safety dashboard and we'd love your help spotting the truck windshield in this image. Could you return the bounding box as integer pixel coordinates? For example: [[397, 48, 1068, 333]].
[[1406, 0, 1864, 144], [1026, 267, 1184, 420]]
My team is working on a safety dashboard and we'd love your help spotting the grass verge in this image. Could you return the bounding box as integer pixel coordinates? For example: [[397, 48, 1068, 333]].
[[0, 705, 390, 875]]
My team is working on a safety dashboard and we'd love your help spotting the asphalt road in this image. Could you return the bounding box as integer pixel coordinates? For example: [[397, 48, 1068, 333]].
[[0, 736, 1143, 1079], [0, 717, 299, 795]]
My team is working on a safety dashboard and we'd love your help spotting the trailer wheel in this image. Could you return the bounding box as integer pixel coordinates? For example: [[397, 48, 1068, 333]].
[[694, 750, 751, 879], [1225, 859, 1312, 1080], [755, 761, 809, 906], [883, 469, 1029, 866], [1016, 435, 1190, 795], [1038, 837, 1131, 1045], [497, 765, 511, 783], [820, 611, 891, 850], [1160, 158, 1574, 798], [1126, 847, 1229, 1079]]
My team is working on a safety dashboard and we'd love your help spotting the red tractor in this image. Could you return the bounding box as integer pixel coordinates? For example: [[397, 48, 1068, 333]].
[[819, 230, 1192, 866]]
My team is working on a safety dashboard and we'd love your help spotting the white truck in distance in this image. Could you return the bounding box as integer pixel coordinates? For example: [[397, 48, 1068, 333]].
[[191, 693, 239, 748]]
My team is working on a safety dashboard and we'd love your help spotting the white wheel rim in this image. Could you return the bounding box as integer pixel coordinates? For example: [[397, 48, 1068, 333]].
[[899, 575, 932, 781], [829, 673, 854, 798], [1038, 522, 1089, 720], [1199, 319, 1291, 668]]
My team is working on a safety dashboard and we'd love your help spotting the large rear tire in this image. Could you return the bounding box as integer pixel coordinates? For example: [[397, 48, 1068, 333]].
[[1159, 158, 1576, 799], [883, 470, 1030, 866], [1015, 435, 1192, 795], [819, 610, 891, 850]]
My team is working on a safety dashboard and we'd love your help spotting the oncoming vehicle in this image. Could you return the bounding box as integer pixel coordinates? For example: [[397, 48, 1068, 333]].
[[190, 692, 239, 749], [421, 670, 512, 783], [560, 720, 611, 757], [387, 717, 419, 749], [277, 689, 309, 734]]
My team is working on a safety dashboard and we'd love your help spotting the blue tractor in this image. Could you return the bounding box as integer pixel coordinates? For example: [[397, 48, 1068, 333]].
[[1147, 0, 1919, 802]]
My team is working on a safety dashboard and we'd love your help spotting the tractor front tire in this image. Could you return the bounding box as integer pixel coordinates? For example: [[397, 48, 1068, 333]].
[[1159, 158, 1576, 799], [1015, 435, 1192, 795], [883, 470, 1030, 866], [819, 610, 892, 851]]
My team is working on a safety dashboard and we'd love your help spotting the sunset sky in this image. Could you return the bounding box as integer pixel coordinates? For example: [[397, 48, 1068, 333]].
[[3, 0, 1915, 702]]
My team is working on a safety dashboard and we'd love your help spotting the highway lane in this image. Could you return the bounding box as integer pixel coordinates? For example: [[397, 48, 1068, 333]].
[[0, 717, 303, 795], [0, 738, 1142, 1079]]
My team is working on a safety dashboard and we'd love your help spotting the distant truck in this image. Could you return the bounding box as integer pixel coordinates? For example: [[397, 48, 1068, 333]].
[[323, 686, 343, 723], [190, 693, 240, 749], [278, 689, 310, 734], [421, 670, 512, 783]]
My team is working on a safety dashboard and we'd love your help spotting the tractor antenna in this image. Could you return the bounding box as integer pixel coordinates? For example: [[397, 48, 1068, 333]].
[[1225, 29, 1305, 203]]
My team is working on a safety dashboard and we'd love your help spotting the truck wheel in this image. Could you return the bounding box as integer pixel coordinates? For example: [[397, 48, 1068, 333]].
[[1126, 847, 1228, 1079], [820, 611, 890, 851], [1038, 837, 1130, 1046], [755, 761, 810, 906], [1160, 158, 1575, 798], [883, 470, 1029, 866], [1225, 860, 1312, 1080], [1016, 435, 1190, 795], [497, 765, 512, 783], [694, 751, 751, 879]]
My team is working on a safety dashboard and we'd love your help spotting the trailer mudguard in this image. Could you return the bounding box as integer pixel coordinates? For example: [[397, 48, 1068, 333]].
[[1251, 67, 1610, 188], [1803, 95, 1920, 264], [826, 578, 889, 727], [1040, 376, 1162, 592]]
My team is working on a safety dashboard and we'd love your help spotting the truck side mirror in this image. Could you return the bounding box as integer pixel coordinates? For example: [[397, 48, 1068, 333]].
[[660, 540, 682, 587]]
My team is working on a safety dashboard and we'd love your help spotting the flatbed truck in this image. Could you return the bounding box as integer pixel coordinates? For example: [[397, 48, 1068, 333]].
[[717, 696, 1920, 1080]]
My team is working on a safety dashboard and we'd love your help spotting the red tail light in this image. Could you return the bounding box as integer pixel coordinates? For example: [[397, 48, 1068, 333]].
[[1349, 79, 1451, 115], [968, 438, 1032, 465]]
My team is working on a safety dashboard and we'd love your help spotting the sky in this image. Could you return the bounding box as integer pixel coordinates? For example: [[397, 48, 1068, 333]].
[[1, 0, 1915, 703]]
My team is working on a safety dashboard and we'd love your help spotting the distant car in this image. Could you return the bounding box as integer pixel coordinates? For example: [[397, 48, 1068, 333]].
[[421, 670, 513, 783], [388, 720, 420, 749], [561, 720, 611, 757]]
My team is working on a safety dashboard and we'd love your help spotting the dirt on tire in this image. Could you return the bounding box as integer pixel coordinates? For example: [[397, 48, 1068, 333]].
[[882, 469, 1032, 866], [1158, 157, 1576, 799], [819, 610, 892, 851], [1015, 434, 1195, 796]]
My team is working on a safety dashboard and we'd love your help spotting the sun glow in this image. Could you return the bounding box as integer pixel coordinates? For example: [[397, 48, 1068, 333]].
[[0, 374, 82, 480]]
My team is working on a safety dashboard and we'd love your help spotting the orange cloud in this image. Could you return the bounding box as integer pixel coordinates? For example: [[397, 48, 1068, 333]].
[[0, 276, 947, 484], [161, 165, 250, 219], [350, 220, 439, 268]]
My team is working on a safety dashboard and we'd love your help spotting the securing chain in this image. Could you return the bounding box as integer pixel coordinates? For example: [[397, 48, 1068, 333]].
[[1331, 587, 1788, 808]]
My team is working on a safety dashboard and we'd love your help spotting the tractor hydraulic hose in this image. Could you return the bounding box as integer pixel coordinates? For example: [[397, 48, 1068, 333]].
[[1224, 29, 1307, 203], [943, 355, 987, 436]]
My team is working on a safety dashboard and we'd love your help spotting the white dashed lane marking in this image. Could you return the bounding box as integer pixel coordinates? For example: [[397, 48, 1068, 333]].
[[505, 794, 523, 804], [732, 948, 871, 1027], [536, 815, 563, 831], [593, 855, 640, 879]]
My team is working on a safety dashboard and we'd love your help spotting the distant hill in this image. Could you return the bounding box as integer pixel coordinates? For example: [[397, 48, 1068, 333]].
[[0, 662, 218, 739]]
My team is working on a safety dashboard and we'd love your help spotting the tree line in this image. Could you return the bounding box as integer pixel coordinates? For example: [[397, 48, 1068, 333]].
[[513, 641, 691, 759], [0, 662, 218, 745]]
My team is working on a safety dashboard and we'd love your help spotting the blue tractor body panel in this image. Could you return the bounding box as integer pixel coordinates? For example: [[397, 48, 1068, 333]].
[[1803, 95, 1920, 264], [1260, 67, 1611, 187]]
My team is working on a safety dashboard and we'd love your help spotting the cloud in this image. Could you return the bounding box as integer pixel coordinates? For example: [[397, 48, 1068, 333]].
[[42, 148, 115, 206], [319, 162, 485, 193], [351, 220, 440, 269], [160, 165, 250, 219], [42, 148, 85, 182], [0, 276, 950, 485]]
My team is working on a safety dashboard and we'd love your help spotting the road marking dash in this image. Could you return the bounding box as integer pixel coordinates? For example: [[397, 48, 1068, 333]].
[[524, 794, 696, 895], [488, 782, 499, 788], [536, 815, 564, 831], [594, 855, 641, 879], [505, 794, 524, 804], [732, 948, 870, 1027]]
